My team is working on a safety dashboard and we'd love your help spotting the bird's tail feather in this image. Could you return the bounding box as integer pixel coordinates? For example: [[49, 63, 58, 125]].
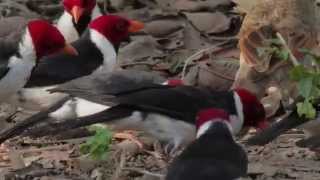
[[24, 106, 134, 138], [0, 96, 71, 144]]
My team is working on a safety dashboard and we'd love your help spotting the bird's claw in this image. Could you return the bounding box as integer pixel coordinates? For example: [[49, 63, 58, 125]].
[[113, 132, 144, 149], [164, 142, 180, 157]]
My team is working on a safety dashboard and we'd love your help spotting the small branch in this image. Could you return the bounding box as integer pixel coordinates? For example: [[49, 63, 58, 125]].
[[122, 168, 165, 178], [181, 47, 213, 80], [120, 62, 156, 68], [111, 150, 126, 180], [181, 40, 237, 80], [276, 32, 299, 66]]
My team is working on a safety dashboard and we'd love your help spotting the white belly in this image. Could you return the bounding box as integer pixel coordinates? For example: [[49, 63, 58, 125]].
[[143, 113, 196, 145], [7, 86, 68, 111], [49, 98, 109, 121], [74, 98, 109, 117], [0, 60, 33, 101]]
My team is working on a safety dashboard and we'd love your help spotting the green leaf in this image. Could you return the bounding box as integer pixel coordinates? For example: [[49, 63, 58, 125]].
[[309, 85, 320, 99], [266, 38, 282, 46], [257, 47, 271, 58], [297, 100, 316, 119], [80, 126, 113, 160], [299, 48, 313, 55], [298, 77, 313, 98], [299, 48, 320, 65], [290, 65, 310, 81], [275, 50, 289, 61]]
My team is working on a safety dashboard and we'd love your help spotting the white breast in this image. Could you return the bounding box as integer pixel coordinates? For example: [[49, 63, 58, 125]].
[[143, 113, 196, 146], [56, 12, 80, 43], [0, 57, 34, 101], [6, 86, 68, 111]]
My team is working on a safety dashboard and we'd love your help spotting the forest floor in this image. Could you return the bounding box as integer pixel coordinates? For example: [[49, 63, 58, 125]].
[[1, 0, 320, 179], [0, 110, 320, 180]]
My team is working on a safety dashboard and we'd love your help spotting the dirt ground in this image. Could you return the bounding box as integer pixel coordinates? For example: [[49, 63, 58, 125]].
[[1, 0, 320, 179], [0, 109, 319, 180]]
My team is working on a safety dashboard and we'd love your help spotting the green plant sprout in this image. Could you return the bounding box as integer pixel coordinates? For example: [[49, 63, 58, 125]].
[[258, 37, 320, 119], [80, 125, 113, 160]]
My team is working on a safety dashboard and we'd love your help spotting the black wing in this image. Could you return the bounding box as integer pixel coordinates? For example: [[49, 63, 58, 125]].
[[105, 86, 233, 123], [48, 70, 167, 104], [166, 122, 248, 180]]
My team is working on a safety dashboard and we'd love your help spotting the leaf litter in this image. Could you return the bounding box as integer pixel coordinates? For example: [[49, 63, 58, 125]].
[[0, 0, 320, 179]]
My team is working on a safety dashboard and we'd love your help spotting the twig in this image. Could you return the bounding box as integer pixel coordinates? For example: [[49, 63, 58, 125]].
[[122, 167, 165, 178], [181, 47, 213, 80], [276, 32, 299, 66], [181, 40, 237, 80], [120, 62, 157, 68], [111, 150, 126, 180], [14, 144, 71, 154], [209, 35, 238, 41]]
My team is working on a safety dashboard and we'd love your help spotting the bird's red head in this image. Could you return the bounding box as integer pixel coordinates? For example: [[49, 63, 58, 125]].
[[234, 88, 269, 130], [162, 79, 184, 86], [196, 108, 231, 137], [196, 108, 230, 130], [27, 20, 78, 60], [89, 15, 144, 46], [63, 0, 96, 24]]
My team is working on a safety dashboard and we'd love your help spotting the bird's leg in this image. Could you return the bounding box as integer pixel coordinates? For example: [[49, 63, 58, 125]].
[[113, 131, 144, 149], [4, 109, 21, 123], [0, 144, 9, 162], [163, 140, 182, 158]]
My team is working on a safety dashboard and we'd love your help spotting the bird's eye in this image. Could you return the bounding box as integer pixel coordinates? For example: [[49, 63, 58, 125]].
[[82, 0, 88, 6], [116, 21, 127, 32]]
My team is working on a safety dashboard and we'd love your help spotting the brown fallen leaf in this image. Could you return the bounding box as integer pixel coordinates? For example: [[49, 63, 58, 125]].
[[144, 18, 184, 38], [175, 0, 233, 12], [157, 29, 185, 50], [118, 36, 164, 65], [184, 12, 231, 34], [184, 42, 239, 91], [234, 0, 319, 106], [232, 0, 258, 13], [183, 22, 212, 50]]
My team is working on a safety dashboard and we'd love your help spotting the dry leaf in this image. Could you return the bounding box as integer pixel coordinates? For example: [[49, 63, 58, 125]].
[[184, 12, 231, 34], [183, 23, 211, 50], [144, 18, 184, 37], [118, 36, 164, 64], [233, 0, 258, 13], [175, 0, 233, 12]]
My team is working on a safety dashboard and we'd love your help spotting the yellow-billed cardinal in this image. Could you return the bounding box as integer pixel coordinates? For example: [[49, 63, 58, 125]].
[[31, 75, 268, 155], [57, 0, 102, 43], [6, 15, 144, 112], [26, 15, 144, 87], [0, 70, 171, 143], [166, 108, 248, 180], [0, 19, 77, 101]]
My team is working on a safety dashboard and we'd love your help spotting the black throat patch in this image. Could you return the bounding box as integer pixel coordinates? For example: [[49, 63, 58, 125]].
[[73, 14, 92, 36]]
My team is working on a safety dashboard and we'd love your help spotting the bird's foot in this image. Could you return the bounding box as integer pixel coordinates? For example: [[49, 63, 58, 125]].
[[163, 142, 181, 158], [113, 131, 144, 149], [4, 109, 21, 123], [0, 144, 10, 162], [310, 147, 320, 155]]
